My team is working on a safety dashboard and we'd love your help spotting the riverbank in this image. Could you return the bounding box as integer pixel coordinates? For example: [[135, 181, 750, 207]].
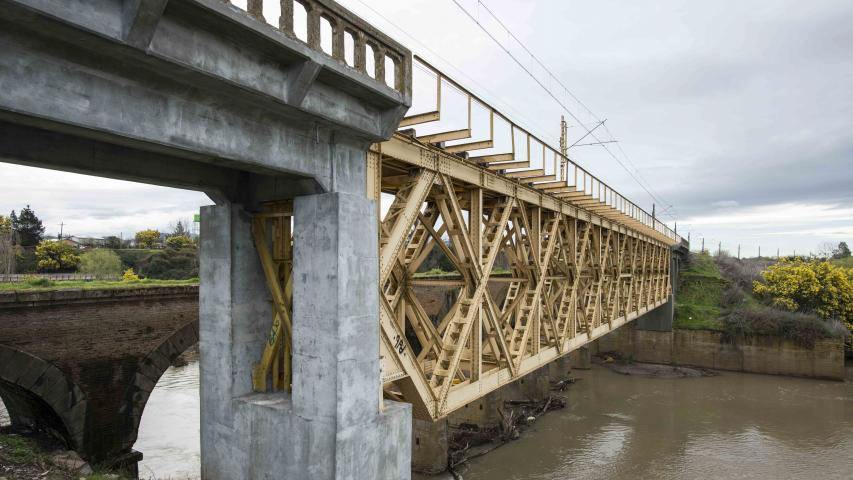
[[0, 427, 128, 480]]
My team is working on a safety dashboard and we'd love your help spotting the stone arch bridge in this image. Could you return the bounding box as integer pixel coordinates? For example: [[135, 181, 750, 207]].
[[0, 286, 199, 471]]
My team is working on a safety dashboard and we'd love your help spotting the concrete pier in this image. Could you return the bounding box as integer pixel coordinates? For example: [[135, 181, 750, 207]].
[[200, 194, 411, 479]]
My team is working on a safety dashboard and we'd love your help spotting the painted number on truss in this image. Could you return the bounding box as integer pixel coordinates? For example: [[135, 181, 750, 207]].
[[393, 334, 407, 355]]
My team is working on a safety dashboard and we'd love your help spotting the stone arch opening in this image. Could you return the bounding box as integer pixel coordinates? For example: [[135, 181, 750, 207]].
[[122, 321, 200, 455], [0, 346, 88, 451]]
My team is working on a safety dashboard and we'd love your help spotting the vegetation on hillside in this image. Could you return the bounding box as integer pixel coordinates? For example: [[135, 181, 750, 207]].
[[0, 277, 197, 292], [673, 253, 727, 330], [674, 252, 848, 348]]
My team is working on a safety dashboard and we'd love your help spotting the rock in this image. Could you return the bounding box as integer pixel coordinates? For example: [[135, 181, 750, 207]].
[[51, 450, 88, 472]]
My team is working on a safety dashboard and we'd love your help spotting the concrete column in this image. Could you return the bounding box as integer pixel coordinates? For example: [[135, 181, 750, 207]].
[[198, 194, 410, 479], [569, 346, 591, 369], [199, 202, 270, 479], [411, 418, 448, 474], [291, 191, 410, 479]]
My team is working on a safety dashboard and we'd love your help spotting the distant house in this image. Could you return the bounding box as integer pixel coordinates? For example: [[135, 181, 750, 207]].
[[62, 236, 107, 249]]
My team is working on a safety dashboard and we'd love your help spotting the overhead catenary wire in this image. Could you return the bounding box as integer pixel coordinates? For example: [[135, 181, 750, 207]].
[[451, 0, 678, 221]]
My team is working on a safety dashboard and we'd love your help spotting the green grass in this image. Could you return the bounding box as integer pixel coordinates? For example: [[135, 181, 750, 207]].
[[412, 267, 511, 278], [0, 432, 131, 479], [673, 252, 727, 331], [0, 277, 198, 292], [830, 256, 853, 268], [0, 433, 44, 464]]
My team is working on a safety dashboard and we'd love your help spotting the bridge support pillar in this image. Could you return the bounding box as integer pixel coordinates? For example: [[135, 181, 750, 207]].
[[569, 346, 592, 369], [199, 192, 410, 480]]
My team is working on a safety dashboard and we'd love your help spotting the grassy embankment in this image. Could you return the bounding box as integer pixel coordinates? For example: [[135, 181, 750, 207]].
[[0, 277, 198, 292], [673, 253, 728, 331]]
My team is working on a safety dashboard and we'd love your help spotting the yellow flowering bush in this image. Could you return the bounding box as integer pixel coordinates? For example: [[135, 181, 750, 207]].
[[122, 267, 140, 282], [753, 259, 853, 331]]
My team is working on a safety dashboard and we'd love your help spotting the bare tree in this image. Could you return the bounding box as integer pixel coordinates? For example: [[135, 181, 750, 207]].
[[816, 241, 838, 260], [0, 229, 17, 279]]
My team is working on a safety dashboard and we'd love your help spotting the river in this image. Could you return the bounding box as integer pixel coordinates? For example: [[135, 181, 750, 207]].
[[3, 361, 852, 479]]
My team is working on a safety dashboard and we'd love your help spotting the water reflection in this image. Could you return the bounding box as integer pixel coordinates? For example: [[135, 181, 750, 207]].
[[0, 398, 9, 427], [135, 362, 200, 480]]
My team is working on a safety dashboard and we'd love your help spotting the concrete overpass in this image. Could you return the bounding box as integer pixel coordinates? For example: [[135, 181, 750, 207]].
[[0, 0, 685, 478]]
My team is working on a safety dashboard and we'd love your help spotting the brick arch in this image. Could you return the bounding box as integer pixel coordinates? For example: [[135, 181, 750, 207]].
[[0, 345, 89, 451], [120, 320, 199, 452]]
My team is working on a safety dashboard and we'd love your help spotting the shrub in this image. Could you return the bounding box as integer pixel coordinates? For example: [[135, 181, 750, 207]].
[[165, 235, 195, 250], [79, 249, 123, 279], [122, 268, 140, 282], [25, 276, 54, 287], [753, 259, 853, 331], [722, 307, 840, 349], [142, 248, 198, 280]]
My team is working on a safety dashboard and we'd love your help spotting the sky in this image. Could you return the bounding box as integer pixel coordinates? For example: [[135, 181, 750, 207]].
[[1, 0, 851, 256]]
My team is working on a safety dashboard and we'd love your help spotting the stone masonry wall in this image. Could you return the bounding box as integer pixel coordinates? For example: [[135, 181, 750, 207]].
[[0, 286, 199, 462], [595, 323, 845, 381]]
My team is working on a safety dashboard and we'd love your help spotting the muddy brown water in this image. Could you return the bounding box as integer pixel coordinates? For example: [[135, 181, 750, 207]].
[[2, 362, 851, 479]]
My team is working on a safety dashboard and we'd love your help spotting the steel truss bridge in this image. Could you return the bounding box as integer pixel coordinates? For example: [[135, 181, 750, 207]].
[[239, 0, 681, 422]]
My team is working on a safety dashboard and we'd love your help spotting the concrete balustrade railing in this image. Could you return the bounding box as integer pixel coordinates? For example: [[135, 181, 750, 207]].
[[224, 0, 411, 95]]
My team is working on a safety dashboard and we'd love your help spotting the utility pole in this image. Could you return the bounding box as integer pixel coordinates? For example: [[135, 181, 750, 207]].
[[559, 115, 568, 181], [777, 248, 780, 259], [718, 241, 722, 257], [737, 244, 741, 259], [758, 246, 761, 258], [58, 222, 65, 240], [701, 237, 705, 254]]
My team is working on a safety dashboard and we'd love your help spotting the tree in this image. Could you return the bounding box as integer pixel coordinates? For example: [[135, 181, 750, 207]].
[[135, 229, 162, 248], [79, 249, 123, 278], [816, 241, 837, 260], [11, 205, 45, 247], [833, 241, 851, 259], [165, 234, 195, 250], [35, 240, 80, 272], [169, 220, 190, 238], [0, 215, 14, 276], [103, 236, 122, 249]]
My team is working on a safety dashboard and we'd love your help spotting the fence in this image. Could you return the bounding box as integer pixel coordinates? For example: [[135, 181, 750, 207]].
[[0, 273, 121, 283]]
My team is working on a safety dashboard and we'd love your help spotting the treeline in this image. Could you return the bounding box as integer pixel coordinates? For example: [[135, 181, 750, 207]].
[[0, 205, 198, 280]]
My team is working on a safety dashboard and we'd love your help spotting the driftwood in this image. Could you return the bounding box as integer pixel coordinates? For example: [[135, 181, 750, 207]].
[[448, 394, 567, 475]]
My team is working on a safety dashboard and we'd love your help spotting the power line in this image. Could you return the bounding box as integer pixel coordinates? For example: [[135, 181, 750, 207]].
[[348, 0, 559, 142], [451, 0, 678, 221]]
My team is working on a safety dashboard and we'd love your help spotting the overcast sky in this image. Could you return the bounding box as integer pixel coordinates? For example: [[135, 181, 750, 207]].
[[1, 0, 851, 257]]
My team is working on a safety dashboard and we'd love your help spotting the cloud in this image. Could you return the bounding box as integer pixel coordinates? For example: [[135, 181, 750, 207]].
[[711, 200, 739, 208]]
